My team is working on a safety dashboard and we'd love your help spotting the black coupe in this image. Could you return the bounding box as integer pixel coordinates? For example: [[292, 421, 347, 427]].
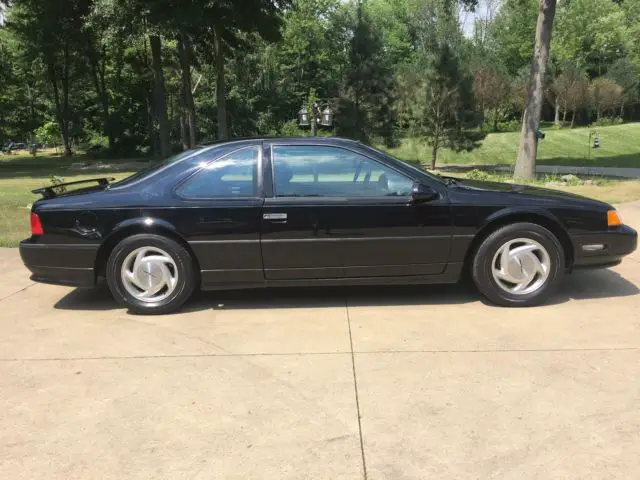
[[20, 137, 637, 314]]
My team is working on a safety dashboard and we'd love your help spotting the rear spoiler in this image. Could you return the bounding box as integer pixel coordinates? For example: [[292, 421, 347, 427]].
[[32, 177, 115, 199]]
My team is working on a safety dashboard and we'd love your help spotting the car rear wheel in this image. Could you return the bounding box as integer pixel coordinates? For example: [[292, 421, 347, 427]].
[[106, 234, 196, 314], [471, 222, 565, 307]]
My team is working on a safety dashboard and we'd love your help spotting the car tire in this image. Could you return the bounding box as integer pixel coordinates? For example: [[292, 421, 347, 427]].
[[471, 222, 565, 307], [106, 234, 197, 315]]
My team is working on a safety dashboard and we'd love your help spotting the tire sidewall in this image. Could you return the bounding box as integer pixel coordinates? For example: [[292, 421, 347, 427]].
[[473, 223, 565, 307], [106, 234, 195, 314]]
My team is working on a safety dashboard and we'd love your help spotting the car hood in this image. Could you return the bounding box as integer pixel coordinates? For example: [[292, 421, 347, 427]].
[[451, 178, 611, 208]]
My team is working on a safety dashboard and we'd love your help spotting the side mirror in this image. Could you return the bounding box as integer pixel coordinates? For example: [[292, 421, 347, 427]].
[[411, 183, 438, 203]]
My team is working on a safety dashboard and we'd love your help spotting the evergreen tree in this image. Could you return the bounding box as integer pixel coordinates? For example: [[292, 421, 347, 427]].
[[339, 0, 395, 145], [399, 43, 477, 169]]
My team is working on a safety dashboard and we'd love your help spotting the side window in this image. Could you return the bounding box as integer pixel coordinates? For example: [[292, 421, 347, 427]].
[[178, 147, 259, 198], [272, 146, 413, 197]]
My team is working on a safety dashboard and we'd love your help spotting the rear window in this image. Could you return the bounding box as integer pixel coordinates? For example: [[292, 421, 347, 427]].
[[177, 147, 260, 198], [111, 149, 201, 188]]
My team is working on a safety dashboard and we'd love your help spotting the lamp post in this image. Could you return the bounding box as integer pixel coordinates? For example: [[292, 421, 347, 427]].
[[588, 129, 600, 162], [298, 102, 333, 136]]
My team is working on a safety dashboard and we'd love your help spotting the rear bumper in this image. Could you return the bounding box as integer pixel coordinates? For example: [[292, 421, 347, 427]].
[[571, 225, 638, 269], [19, 240, 98, 287]]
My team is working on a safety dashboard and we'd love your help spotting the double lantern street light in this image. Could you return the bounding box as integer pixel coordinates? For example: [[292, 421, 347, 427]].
[[298, 102, 333, 136]]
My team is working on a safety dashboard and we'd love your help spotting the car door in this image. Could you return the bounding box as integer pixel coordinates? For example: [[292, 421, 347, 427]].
[[260, 143, 451, 280], [173, 145, 265, 287], [260, 143, 343, 279]]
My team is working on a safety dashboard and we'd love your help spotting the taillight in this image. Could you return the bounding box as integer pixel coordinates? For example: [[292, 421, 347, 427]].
[[30, 212, 43, 235]]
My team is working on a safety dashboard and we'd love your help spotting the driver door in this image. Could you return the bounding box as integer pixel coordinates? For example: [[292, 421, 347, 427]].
[[260, 143, 451, 279]]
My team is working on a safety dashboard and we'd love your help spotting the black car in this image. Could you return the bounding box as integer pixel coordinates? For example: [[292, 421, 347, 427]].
[[20, 137, 637, 314]]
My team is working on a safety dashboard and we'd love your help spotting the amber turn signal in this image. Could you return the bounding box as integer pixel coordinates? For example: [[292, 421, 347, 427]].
[[607, 210, 622, 227]]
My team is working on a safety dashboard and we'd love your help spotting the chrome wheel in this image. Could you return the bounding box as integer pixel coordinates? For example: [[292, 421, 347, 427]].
[[491, 238, 551, 295], [120, 247, 178, 303]]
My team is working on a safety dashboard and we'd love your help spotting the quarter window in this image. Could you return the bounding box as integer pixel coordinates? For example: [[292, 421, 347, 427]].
[[272, 145, 413, 197], [178, 147, 259, 198]]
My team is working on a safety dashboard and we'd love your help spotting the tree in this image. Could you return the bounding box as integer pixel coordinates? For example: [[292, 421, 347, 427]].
[[589, 77, 623, 120], [274, 0, 346, 128], [472, 59, 511, 131], [34, 120, 60, 150], [2, 0, 639, 162], [338, 0, 395, 144], [8, 0, 93, 156], [90, 0, 174, 157], [490, 0, 539, 76], [551, 65, 588, 127], [203, 0, 289, 140], [553, 0, 628, 75], [398, 43, 477, 169], [606, 58, 639, 118], [514, 0, 557, 180], [176, 32, 197, 147]]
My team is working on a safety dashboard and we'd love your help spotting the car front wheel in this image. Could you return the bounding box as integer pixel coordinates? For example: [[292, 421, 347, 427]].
[[106, 234, 196, 314], [471, 222, 565, 307]]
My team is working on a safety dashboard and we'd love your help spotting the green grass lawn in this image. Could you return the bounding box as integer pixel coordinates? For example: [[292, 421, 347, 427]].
[[1, 132, 640, 247], [0, 173, 133, 247], [0, 150, 143, 246], [383, 123, 640, 168], [0, 149, 147, 179]]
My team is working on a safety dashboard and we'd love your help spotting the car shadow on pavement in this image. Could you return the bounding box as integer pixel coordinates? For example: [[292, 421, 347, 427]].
[[54, 268, 637, 313], [551, 268, 639, 302]]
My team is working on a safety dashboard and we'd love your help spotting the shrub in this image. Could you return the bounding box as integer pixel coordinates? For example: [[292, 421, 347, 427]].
[[465, 169, 491, 181], [497, 119, 521, 132], [279, 120, 309, 137], [49, 175, 66, 195], [592, 117, 623, 127]]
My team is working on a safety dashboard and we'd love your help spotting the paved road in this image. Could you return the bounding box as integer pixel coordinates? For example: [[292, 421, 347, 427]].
[[441, 164, 640, 179], [1, 203, 639, 479]]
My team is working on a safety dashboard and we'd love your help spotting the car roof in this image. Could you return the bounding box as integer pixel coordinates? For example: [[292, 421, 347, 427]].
[[197, 136, 361, 149]]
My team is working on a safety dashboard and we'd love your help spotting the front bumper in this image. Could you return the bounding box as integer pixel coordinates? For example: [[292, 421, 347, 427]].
[[571, 225, 638, 269], [19, 240, 98, 287]]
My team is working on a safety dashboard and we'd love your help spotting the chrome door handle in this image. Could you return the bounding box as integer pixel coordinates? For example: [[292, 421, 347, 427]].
[[263, 213, 288, 221]]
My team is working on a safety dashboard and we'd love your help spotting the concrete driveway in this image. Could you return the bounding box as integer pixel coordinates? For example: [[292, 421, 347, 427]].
[[1, 203, 639, 479]]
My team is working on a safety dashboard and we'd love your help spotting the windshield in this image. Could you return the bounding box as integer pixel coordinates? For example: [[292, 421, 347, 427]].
[[110, 149, 199, 188], [359, 144, 446, 185]]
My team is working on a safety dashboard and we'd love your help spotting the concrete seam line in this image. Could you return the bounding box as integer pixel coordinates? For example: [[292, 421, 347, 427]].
[[2, 347, 639, 363], [353, 347, 640, 354], [346, 298, 368, 480], [0, 283, 36, 303], [0, 351, 353, 362]]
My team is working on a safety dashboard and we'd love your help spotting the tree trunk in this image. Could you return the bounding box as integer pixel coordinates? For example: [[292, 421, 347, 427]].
[[562, 100, 567, 122], [596, 109, 601, 121], [61, 40, 72, 156], [45, 47, 72, 156], [177, 32, 198, 147], [149, 34, 170, 158], [213, 27, 228, 140], [620, 103, 624, 119], [145, 95, 158, 157], [554, 98, 560, 126], [179, 113, 189, 150], [185, 35, 197, 147], [87, 42, 113, 150], [431, 135, 439, 170], [570, 110, 575, 128], [514, 0, 557, 180], [493, 107, 499, 132]]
